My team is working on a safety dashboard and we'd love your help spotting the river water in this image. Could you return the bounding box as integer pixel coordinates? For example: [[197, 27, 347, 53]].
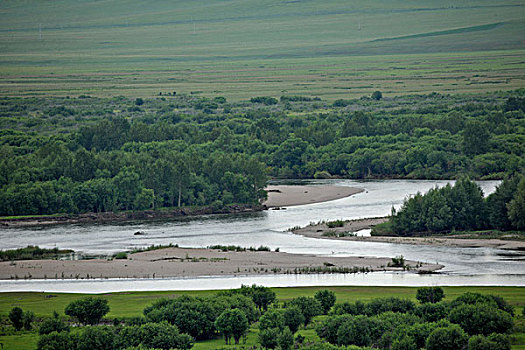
[[2, 179, 524, 292]]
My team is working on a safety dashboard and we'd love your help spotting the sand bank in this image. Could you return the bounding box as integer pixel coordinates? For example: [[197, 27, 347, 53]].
[[292, 218, 525, 250], [264, 185, 363, 207], [0, 247, 441, 280]]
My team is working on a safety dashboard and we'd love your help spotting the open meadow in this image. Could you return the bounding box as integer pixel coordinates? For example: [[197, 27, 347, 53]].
[[0, 0, 524, 99]]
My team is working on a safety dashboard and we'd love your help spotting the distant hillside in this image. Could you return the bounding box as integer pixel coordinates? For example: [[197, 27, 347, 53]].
[[0, 0, 523, 99]]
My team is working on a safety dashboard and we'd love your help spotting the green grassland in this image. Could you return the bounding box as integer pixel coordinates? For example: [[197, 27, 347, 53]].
[[0, 286, 524, 350], [0, 0, 524, 99]]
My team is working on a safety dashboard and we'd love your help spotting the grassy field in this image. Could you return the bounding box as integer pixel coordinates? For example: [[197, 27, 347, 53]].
[[0, 286, 524, 349], [2, 286, 524, 319], [0, 0, 524, 99]]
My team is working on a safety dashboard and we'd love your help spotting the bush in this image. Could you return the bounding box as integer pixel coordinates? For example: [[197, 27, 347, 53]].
[[468, 333, 511, 350], [278, 327, 294, 350], [115, 322, 194, 350], [8, 307, 23, 331], [371, 91, 383, 100], [283, 306, 305, 333], [64, 297, 109, 325], [77, 326, 115, 350], [289, 297, 322, 326], [39, 316, 70, 335], [448, 303, 513, 336], [259, 327, 280, 349], [416, 287, 444, 303], [37, 331, 78, 350], [426, 324, 468, 350], [314, 289, 337, 314]]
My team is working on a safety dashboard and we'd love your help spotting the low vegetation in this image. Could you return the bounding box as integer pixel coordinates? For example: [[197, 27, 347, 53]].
[[0, 246, 73, 261], [1, 286, 523, 350]]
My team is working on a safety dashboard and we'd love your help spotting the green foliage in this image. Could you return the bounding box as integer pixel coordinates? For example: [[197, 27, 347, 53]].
[[259, 309, 285, 332], [8, 307, 23, 331], [64, 297, 110, 325], [22, 311, 34, 330], [283, 306, 305, 334], [115, 321, 194, 350], [214, 309, 249, 344], [258, 327, 280, 349], [416, 287, 445, 304], [371, 91, 383, 100], [289, 297, 322, 326], [278, 327, 295, 350], [314, 289, 337, 314], [508, 177, 525, 229], [425, 324, 468, 350], [448, 303, 513, 336], [390, 178, 490, 235], [39, 315, 70, 335], [0, 246, 73, 261], [37, 331, 78, 350], [326, 220, 345, 228], [77, 326, 115, 350], [114, 252, 128, 260], [468, 333, 511, 350]]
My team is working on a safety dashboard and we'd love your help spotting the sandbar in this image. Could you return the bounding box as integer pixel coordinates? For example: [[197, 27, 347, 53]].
[[0, 247, 441, 280], [264, 185, 363, 207]]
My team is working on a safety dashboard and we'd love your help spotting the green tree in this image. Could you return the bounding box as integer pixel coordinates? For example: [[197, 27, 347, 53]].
[[314, 289, 336, 314], [289, 297, 322, 326], [37, 331, 78, 350], [258, 327, 280, 349], [215, 309, 249, 344], [9, 307, 24, 331], [448, 303, 513, 336], [77, 326, 115, 350], [278, 327, 295, 350], [134, 188, 154, 210], [283, 306, 305, 333], [416, 287, 444, 304], [371, 91, 383, 100], [426, 325, 468, 350], [462, 120, 490, 155], [259, 309, 285, 331], [64, 297, 109, 325], [23, 310, 35, 330], [508, 177, 525, 229]]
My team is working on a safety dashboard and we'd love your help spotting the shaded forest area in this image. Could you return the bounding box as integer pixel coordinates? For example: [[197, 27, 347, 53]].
[[0, 91, 524, 216]]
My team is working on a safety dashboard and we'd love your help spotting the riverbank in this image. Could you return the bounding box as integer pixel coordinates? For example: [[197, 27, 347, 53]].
[[292, 218, 525, 250], [264, 185, 363, 207], [0, 204, 264, 228], [0, 247, 442, 280]]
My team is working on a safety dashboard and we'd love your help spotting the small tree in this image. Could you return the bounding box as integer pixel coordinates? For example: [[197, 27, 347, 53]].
[[135, 98, 144, 106], [259, 309, 285, 331], [258, 327, 280, 349], [314, 289, 336, 314], [23, 311, 35, 330], [65, 297, 109, 325], [278, 327, 294, 350], [426, 325, 468, 350], [416, 287, 444, 304], [283, 306, 304, 333], [215, 309, 249, 345], [9, 307, 24, 331], [289, 297, 322, 326], [371, 91, 382, 100]]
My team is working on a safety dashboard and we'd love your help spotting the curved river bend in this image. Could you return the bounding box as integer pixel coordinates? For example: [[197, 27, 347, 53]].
[[2, 179, 524, 292]]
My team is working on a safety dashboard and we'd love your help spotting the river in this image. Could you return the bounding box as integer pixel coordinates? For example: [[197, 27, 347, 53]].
[[2, 179, 524, 292]]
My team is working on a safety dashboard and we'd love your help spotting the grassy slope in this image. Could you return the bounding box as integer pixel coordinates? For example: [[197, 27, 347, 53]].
[[0, 0, 524, 99], [0, 286, 524, 349]]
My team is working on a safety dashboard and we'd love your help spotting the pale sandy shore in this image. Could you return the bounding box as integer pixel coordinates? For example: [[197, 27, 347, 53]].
[[0, 247, 442, 280], [264, 185, 363, 207], [292, 218, 525, 250]]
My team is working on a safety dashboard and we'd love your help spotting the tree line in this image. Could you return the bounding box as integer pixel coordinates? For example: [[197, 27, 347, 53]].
[[1, 91, 524, 216], [385, 175, 525, 235]]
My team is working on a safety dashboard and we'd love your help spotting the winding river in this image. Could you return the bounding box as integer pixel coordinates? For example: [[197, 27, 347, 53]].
[[2, 179, 524, 292]]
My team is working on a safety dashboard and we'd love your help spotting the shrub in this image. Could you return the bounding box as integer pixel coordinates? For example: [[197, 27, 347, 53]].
[[416, 287, 444, 303], [8, 307, 23, 331], [64, 297, 109, 325], [448, 303, 513, 336], [315, 289, 337, 314], [426, 324, 468, 350], [283, 306, 305, 333]]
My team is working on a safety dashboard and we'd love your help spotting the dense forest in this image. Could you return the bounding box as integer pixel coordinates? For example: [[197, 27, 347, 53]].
[[0, 91, 524, 216], [383, 175, 525, 235], [10, 286, 517, 350]]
